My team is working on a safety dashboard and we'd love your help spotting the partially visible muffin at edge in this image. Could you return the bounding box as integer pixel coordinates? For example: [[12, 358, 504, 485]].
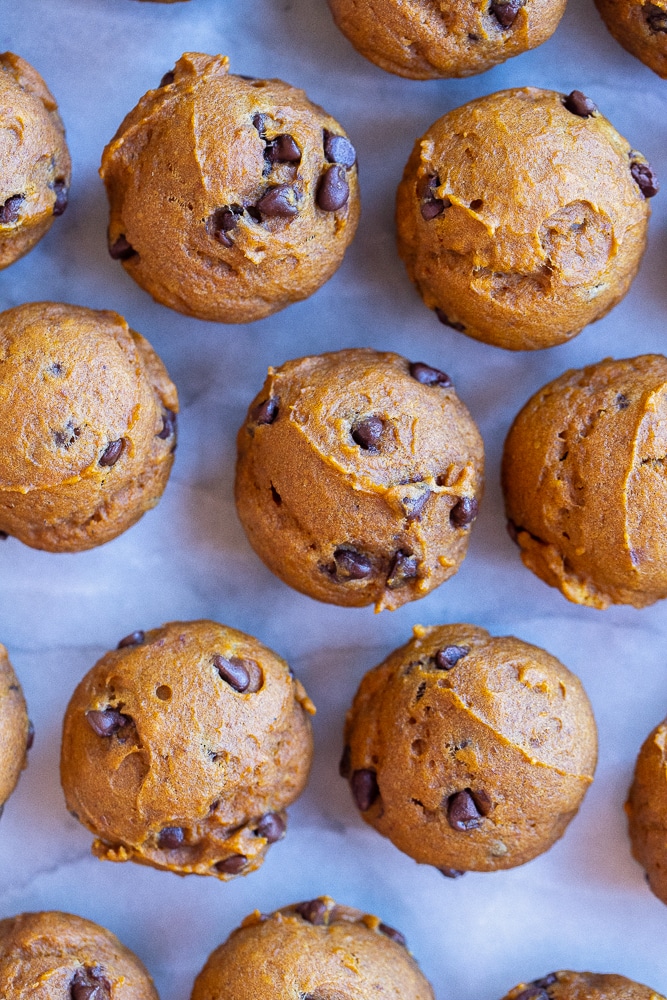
[[594, 0, 667, 78], [626, 714, 667, 905], [0, 644, 30, 813], [502, 971, 665, 1000]]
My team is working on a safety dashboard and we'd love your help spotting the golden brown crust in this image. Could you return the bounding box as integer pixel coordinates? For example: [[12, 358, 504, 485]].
[[343, 625, 597, 871], [626, 716, 667, 905], [235, 348, 484, 611], [60, 620, 315, 879], [502, 970, 665, 1000], [502, 354, 667, 608], [594, 0, 667, 77], [0, 644, 29, 808], [100, 52, 360, 323], [396, 87, 652, 350]]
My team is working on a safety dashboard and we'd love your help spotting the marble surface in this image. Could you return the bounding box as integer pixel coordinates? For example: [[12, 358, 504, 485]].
[[0, 0, 666, 997]]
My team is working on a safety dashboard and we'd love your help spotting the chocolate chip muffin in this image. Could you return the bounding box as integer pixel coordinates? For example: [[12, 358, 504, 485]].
[[0, 53, 70, 270], [191, 896, 434, 1000], [396, 87, 657, 350], [61, 620, 315, 879], [0, 301, 178, 552], [502, 971, 665, 1000], [0, 911, 158, 1000], [0, 643, 31, 812], [235, 348, 484, 611], [327, 0, 567, 79], [503, 355, 667, 608], [100, 52, 360, 324], [595, 0, 667, 77], [626, 715, 667, 905], [342, 624, 597, 872]]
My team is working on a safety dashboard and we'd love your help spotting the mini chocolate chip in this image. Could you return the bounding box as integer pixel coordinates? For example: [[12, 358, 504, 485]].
[[435, 308, 466, 332], [514, 989, 549, 1000], [256, 812, 286, 843], [157, 410, 177, 439], [379, 923, 406, 947], [563, 90, 597, 117], [0, 195, 23, 225], [409, 361, 452, 388], [215, 854, 247, 874], [317, 165, 349, 212], [339, 744, 351, 779], [419, 173, 447, 220], [351, 768, 379, 812], [26, 721, 35, 750], [117, 630, 145, 649], [446, 789, 483, 831], [435, 645, 469, 669], [71, 966, 111, 1000], [533, 975, 558, 989], [257, 185, 299, 218], [160, 70, 175, 87], [450, 496, 478, 528], [490, 0, 525, 26], [208, 205, 243, 246], [158, 826, 184, 849], [630, 160, 659, 198], [616, 393, 630, 410], [439, 866, 465, 878], [253, 397, 279, 425], [351, 416, 384, 451], [403, 490, 430, 522], [53, 180, 68, 216], [323, 130, 357, 168], [108, 235, 137, 260], [252, 112, 268, 137], [99, 439, 124, 467], [646, 4, 667, 29], [213, 654, 250, 693], [86, 709, 130, 737], [296, 899, 327, 925], [333, 547, 373, 580], [266, 134, 301, 164], [387, 550, 419, 589]]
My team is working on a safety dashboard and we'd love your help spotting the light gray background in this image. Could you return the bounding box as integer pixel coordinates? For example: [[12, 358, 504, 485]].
[[0, 1, 666, 997]]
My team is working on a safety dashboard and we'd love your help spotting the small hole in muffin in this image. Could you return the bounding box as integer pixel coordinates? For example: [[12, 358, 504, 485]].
[[271, 485, 282, 506], [156, 685, 172, 701], [470, 199, 483, 211]]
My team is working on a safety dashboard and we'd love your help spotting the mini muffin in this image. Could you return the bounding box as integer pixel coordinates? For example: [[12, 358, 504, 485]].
[[61, 620, 315, 879], [626, 715, 667, 905], [396, 87, 657, 350], [342, 624, 597, 873], [502, 971, 665, 1000], [100, 52, 360, 324], [0, 53, 71, 270], [235, 349, 484, 612], [503, 355, 667, 608], [0, 644, 31, 812], [0, 911, 157, 1000], [327, 0, 567, 79], [0, 301, 177, 552], [594, 0, 667, 78], [191, 896, 434, 1000]]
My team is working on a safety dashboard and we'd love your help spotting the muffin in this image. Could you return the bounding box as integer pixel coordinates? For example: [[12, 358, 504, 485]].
[[626, 714, 667, 905], [396, 87, 657, 350], [327, 0, 567, 79], [342, 625, 597, 872], [0, 644, 31, 812], [594, 0, 667, 78], [100, 52, 360, 324], [502, 971, 665, 1000], [503, 354, 667, 608], [0, 53, 71, 270], [235, 348, 484, 612], [61, 620, 315, 879], [191, 896, 434, 1000], [0, 911, 157, 1000], [0, 301, 178, 552]]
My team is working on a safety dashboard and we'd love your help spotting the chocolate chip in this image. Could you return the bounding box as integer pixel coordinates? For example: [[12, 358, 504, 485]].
[[160, 70, 175, 87], [435, 645, 469, 669], [86, 709, 130, 737], [213, 655, 250, 693], [158, 826, 184, 849], [435, 308, 466, 332], [253, 397, 279, 425], [323, 131, 357, 168], [563, 90, 597, 117], [419, 174, 448, 220], [317, 165, 349, 212], [630, 160, 659, 198], [208, 205, 243, 246], [256, 812, 286, 843], [54, 422, 80, 448], [533, 975, 558, 989], [450, 496, 478, 528], [257, 185, 299, 218], [215, 854, 247, 874], [351, 768, 379, 811], [157, 410, 177, 439], [514, 989, 549, 1000], [379, 923, 406, 947], [351, 416, 384, 451], [117, 630, 145, 649], [53, 180, 68, 216], [333, 547, 373, 580], [470, 788, 492, 815], [0, 195, 23, 225], [339, 744, 351, 779], [0, 531, 8, 540], [403, 491, 430, 522], [387, 550, 419, 589], [409, 361, 452, 388], [252, 113, 268, 137], [99, 439, 124, 467], [490, 0, 525, 26], [108, 235, 137, 260], [296, 899, 327, 924], [71, 966, 111, 1000], [645, 3, 667, 29], [439, 866, 465, 878], [446, 789, 483, 830], [265, 134, 301, 164], [26, 721, 35, 750]]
